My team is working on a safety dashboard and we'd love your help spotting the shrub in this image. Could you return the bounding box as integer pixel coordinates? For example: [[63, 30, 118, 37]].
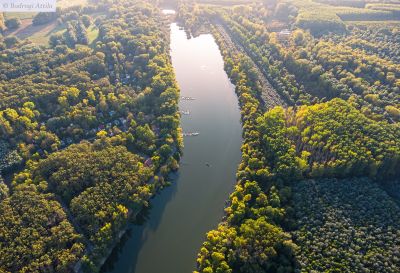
[[5, 18, 21, 30]]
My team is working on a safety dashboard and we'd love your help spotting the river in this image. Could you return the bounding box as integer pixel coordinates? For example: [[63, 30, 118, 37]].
[[101, 18, 242, 273]]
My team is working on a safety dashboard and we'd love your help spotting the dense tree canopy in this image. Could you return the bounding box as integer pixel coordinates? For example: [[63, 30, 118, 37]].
[[184, 3, 400, 273], [0, 0, 181, 271], [257, 99, 400, 180], [0, 184, 84, 273], [1, 0, 400, 272], [5, 18, 21, 30], [17, 142, 154, 263], [292, 178, 400, 272]]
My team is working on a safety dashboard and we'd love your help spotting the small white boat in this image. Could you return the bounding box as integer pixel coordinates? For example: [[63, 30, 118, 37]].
[[181, 96, 196, 101], [180, 110, 190, 115], [183, 132, 199, 136]]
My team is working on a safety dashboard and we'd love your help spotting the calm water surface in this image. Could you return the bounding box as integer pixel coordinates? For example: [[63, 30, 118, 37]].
[[102, 21, 242, 273]]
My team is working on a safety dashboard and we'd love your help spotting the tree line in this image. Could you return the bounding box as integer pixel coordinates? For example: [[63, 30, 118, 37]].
[[181, 3, 400, 273], [0, 0, 182, 272]]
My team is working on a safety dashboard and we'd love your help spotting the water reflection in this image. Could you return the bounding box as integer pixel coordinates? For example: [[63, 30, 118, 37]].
[[101, 173, 179, 273], [102, 21, 242, 273]]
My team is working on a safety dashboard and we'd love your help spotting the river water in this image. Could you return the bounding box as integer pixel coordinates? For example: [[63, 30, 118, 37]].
[[102, 20, 242, 273]]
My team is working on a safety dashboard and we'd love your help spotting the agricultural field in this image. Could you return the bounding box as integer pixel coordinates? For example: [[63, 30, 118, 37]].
[[58, 0, 88, 8], [288, 0, 400, 35], [194, 0, 259, 5]]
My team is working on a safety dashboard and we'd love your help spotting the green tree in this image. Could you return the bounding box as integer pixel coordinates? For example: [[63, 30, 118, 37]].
[[5, 18, 21, 30]]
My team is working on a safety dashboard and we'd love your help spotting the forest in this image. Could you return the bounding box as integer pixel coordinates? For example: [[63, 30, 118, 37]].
[[292, 178, 400, 272], [176, 1, 400, 273], [1, 0, 400, 272], [0, 0, 181, 272]]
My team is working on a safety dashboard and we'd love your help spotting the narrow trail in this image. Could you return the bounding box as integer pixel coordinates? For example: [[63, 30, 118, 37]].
[[214, 23, 287, 109]]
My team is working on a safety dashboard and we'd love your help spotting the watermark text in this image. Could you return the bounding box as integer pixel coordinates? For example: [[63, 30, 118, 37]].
[[0, 0, 56, 12]]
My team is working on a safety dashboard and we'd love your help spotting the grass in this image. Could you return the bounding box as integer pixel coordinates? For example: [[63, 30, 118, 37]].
[[3, 9, 102, 46], [194, 0, 259, 5], [5, 20, 98, 46], [313, 0, 366, 8], [57, 0, 88, 8], [87, 25, 99, 44], [4, 12, 37, 20], [4, 19, 66, 45], [346, 20, 400, 27], [366, 3, 400, 12], [29, 23, 66, 45]]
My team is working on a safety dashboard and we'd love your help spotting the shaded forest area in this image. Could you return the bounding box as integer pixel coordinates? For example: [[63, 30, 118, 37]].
[[0, 0, 182, 272], [177, 1, 400, 273]]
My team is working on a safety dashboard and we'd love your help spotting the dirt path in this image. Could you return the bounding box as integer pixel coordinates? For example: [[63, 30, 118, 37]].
[[214, 23, 287, 109]]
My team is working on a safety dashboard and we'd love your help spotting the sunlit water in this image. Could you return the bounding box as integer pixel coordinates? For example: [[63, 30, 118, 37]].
[[101, 21, 242, 273]]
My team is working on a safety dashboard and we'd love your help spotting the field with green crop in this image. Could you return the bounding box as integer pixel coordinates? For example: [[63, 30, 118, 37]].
[[290, 0, 400, 34]]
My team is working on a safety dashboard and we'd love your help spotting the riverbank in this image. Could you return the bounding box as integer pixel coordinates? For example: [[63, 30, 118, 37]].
[[101, 20, 243, 273]]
